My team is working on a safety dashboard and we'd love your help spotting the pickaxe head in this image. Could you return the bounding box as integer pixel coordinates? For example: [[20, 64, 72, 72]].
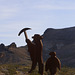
[[18, 28, 31, 36]]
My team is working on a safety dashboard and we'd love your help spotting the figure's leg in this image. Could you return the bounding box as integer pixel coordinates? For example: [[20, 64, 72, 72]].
[[50, 69, 56, 75], [38, 62, 44, 75], [28, 61, 37, 73], [51, 73, 56, 75]]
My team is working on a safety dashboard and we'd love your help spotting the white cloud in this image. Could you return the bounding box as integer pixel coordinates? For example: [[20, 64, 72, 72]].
[[33, 0, 75, 10], [35, 4, 75, 10], [0, 34, 15, 37], [0, 6, 19, 20]]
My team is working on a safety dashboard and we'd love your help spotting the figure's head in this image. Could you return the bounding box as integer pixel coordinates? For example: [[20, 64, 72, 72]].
[[32, 34, 43, 41], [49, 52, 56, 57]]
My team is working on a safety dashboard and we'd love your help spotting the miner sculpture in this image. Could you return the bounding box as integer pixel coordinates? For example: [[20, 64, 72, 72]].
[[18, 28, 44, 75], [45, 52, 61, 75]]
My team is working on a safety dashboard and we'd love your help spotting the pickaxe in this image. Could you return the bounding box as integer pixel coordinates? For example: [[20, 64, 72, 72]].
[[18, 28, 31, 39]]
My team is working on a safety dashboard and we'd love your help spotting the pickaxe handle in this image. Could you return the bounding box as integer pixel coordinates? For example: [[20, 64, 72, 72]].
[[24, 31, 28, 39]]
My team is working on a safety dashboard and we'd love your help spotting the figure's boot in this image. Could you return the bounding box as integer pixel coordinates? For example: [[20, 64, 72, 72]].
[[28, 69, 33, 73], [28, 62, 37, 73], [51, 73, 56, 75], [38, 63, 44, 75]]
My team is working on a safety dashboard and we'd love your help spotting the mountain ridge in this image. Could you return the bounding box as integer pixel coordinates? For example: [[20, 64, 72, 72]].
[[0, 26, 75, 67], [42, 26, 75, 67]]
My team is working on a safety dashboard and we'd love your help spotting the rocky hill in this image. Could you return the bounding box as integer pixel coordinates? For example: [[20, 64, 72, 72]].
[[42, 27, 75, 67], [0, 43, 31, 65]]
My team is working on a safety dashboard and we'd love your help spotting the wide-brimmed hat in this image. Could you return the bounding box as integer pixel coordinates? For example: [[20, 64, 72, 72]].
[[32, 34, 43, 39]]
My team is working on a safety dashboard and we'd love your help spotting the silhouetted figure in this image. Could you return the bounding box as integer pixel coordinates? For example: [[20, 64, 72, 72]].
[[45, 52, 61, 75], [18, 28, 43, 75], [26, 34, 44, 75]]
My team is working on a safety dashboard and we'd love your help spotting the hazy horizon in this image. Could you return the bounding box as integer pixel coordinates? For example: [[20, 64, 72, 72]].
[[0, 0, 75, 46]]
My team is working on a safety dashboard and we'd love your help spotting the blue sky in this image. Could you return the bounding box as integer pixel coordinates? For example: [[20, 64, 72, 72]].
[[0, 0, 75, 46]]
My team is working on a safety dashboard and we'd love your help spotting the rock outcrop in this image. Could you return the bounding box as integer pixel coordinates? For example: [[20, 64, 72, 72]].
[[0, 43, 30, 65]]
